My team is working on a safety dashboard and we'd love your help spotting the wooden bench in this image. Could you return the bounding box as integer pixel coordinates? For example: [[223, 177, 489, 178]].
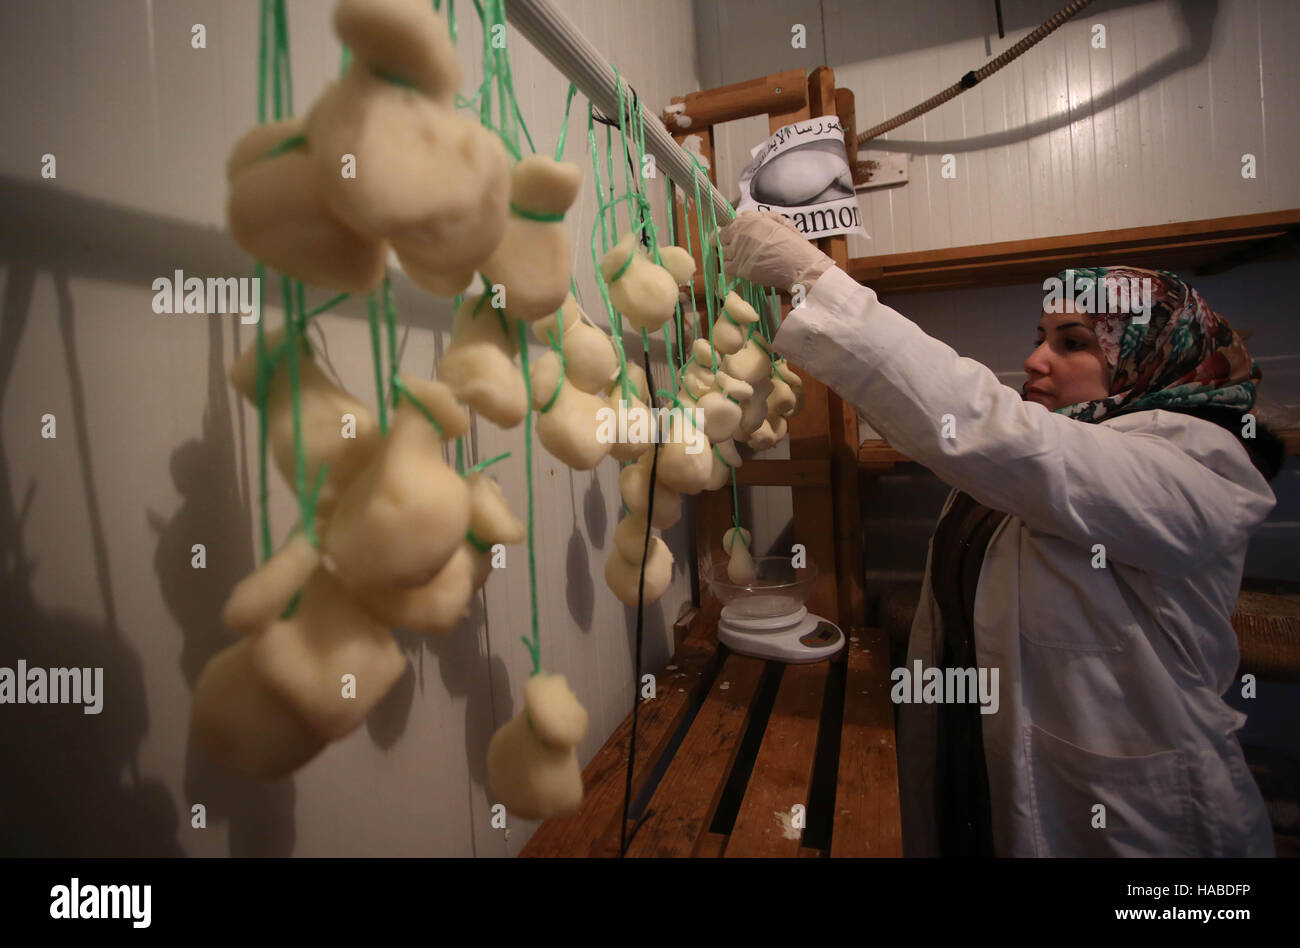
[[520, 608, 902, 857]]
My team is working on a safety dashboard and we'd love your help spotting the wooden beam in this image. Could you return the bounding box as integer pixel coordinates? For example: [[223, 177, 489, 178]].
[[734, 458, 831, 487], [663, 68, 808, 131]]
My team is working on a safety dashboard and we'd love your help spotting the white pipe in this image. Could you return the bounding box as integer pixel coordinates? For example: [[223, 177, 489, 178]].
[[504, 0, 735, 225]]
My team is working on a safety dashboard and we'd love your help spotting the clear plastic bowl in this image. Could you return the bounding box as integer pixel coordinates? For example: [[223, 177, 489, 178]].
[[704, 556, 819, 619]]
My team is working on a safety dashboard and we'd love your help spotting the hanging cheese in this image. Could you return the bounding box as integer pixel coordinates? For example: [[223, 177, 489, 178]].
[[618, 454, 682, 530], [599, 232, 679, 333], [486, 672, 588, 820], [535, 379, 612, 471], [479, 155, 582, 322], [306, 64, 509, 275], [226, 118, 388, 294], [656, 245, 697, 286], [604, 535, 674, 607], [248, 567, 406, 741], [322, 376, 471, 590], [438, 294, 528, 428], [229, 327, 382, 517], [191, 637, 328, 779], [703, 438, 742, 491], [333, 0, 462, 105], [724, 526, 756, 585]]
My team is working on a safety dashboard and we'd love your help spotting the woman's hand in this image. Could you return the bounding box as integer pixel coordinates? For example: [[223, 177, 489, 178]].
[[718, 210, 834, 294]]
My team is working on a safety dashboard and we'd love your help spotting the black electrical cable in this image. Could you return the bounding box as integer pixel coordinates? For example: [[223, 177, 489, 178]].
[[619, 347, 661, 857]]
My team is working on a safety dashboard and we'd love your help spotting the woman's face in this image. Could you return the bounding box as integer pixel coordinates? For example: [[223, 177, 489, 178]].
[[1022, 301, 1113, 411]]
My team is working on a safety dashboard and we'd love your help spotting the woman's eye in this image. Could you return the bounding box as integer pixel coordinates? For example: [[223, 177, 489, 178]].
[[1030, 338, 1044, 350], [1065, 339, 1086, 350]]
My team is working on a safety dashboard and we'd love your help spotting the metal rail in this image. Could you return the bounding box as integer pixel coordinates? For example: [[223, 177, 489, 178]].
[[504, 0, 735, 224]]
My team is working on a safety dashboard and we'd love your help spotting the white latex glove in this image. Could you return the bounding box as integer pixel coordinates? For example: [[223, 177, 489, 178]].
[[718, 210, 834, 294]]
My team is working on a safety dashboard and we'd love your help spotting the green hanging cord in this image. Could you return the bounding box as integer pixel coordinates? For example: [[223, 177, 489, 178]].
[[456, 436, 464, 475], [382, 272, 400, 409], [588, 104, 610, 254], [280, 275, 317, 547], [257, 0, 270, 124], [389, 377, 445, 437], [514, 319, 542, 677], [447, 0, 458, 45], [253, 265, 273, 562], [666, 177, 687, 386], [339, 44, 351, 76], [689, 163, 719, 372], [272, 0, 292, 119], [680, 187, 702, 345], [555, 82, 577, 161], [301, 292, 347, 320], [465, 450, 512, 476], [366, 295, 388, 435]]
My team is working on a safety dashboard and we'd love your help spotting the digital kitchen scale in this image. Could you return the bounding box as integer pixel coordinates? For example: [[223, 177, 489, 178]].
[[707, 558, 844, 664]]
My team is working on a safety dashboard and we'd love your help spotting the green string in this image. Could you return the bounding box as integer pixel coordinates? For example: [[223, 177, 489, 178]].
[[366, 295, 388, 435], [510, 203, 564, 222], [515, 321, 541, 677], [555, 82, 577, 161], [389, 377, 445, 437], [465, 451, 511, 475]]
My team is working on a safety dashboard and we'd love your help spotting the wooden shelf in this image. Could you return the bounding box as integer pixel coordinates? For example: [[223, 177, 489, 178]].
[[845, 209, 1300, 295], [858, 429, 1300, 473]]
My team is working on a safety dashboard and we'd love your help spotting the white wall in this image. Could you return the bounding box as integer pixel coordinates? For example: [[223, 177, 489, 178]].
[[0, 0, 700, 856]]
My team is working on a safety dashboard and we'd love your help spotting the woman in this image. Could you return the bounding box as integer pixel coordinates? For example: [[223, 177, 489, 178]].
[[719, 210, 1284, 857]]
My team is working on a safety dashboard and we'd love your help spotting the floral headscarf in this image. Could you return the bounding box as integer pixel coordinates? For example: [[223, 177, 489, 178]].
[[1044, 266, 1262, 424]]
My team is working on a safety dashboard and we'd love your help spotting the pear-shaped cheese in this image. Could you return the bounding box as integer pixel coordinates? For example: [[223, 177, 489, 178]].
[[613, 513, 652, 564], [334, 0, 461, 103], [525, 672, 588, 748], [226, 118, 388, 294], [722, 338, 771, 385], [605, 389, 653, 463], [703, 438, 742, 491], [438, 294, 528, 428], [722, 291, 760, 325], [486, 708, 584, 820], [618, 456, 682, 529], [351, 542, 478, 635], [191, 638, 328, 779], [323, 382, 471, 589], [535, 380, 612, 470], [710, 318, 746, 356], [599, 232, 678, 333], [222, 531, 322, 637], [653, 410, 713, 495], [697, 390, 741, 443], [480, 155, 582, 321], [307, 64, 508, 266], [561, 321, 619, 394], [229, 327, 382, 516], [657, 245, 696, 285], [248, 567, 407, 740], [604, 536, 674, 606]]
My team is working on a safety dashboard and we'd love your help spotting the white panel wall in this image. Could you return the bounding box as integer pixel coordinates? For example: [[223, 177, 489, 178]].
[[0, 0, 700, 856], [701, 0, 1300, 252]]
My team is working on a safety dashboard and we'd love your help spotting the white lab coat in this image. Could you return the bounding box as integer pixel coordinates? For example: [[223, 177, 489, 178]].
[[770, 265, 1277, 857]]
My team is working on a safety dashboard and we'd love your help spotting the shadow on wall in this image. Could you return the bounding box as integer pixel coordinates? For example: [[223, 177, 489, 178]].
[[147, 315, 297, 857], [0, 265, 180, 856]]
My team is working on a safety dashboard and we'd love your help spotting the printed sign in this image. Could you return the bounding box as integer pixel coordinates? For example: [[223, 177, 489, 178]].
[[736, 118, 868, 240]]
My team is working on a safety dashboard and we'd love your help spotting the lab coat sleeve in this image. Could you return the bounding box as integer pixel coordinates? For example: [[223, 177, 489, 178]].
[[770, 266, 1273, 577]]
